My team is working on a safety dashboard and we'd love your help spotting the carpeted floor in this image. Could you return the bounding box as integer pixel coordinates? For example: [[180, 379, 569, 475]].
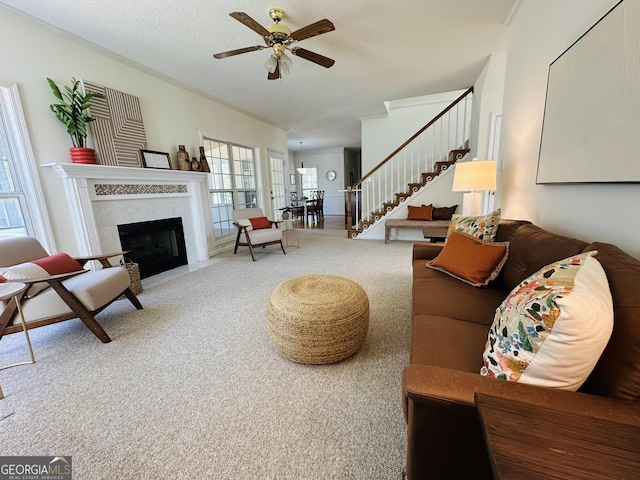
[[0, 230, 413, 479]]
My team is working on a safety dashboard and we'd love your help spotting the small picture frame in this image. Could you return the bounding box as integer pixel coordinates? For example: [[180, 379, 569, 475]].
[[290, 174, 296, 185], [140, 149, 172, 169]]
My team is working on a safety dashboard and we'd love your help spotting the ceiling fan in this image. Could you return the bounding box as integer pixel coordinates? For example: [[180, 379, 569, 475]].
[[213, 8, 335, 80]]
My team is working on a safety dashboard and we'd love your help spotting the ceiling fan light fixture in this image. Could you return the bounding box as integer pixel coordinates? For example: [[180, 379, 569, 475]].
[[279, 53, 292, 75], [264, 55, 278, 73], [213, 9, 336, 81]]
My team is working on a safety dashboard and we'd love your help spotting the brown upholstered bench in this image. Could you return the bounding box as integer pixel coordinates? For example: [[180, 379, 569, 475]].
[[384, 219, 450, 243]]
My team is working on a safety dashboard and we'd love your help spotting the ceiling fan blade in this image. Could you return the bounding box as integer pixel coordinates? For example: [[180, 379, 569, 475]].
[[229, 12, 271, 38], [267, 62, 281, 81], [291, 47, 335, 68], [213, 45, 265, 59], [290, 19, 335, 41]]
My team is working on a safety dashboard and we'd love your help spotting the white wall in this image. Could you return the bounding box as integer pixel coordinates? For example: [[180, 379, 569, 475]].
[[292, 148, 345, 215], [470, 51, 507, 160], [0, 7, 287, 255], [360, 90, 467, 173], [498, 0, 640, 258]]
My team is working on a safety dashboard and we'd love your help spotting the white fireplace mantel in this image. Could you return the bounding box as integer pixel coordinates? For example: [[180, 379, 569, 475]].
[[44, 162, 212, 264]]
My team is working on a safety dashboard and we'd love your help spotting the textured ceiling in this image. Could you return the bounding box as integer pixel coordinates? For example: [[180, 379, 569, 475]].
[[0, 0, 518, 150]]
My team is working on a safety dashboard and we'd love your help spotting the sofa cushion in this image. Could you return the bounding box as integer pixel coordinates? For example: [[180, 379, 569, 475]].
[[580, 243, 640, 401], [447, 209, 501, 242], [249, 228, 282, 244], [408, 204, 433, 221], [19, 267, 131, 323], [411, 315, 488, 372], [500, 224, 588, 292], [427, 232, 509, 287], [481, 252, 613, 391], [413, 261, 508, 326]]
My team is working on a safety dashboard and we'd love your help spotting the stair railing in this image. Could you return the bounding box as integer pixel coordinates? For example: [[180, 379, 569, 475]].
[[347, 87, 473, 232]]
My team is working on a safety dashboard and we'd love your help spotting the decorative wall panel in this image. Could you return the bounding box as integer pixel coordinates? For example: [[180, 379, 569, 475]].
[[94, 184, 188, 196], [537, 0, 640, 183], [83, 80, 147, 167]]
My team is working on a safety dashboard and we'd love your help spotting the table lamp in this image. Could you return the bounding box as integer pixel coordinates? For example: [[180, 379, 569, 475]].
[[451, 159, 496, 216]]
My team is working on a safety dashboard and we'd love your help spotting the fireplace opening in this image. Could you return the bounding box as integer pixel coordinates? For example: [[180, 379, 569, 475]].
[[117, 217, 188, 279]]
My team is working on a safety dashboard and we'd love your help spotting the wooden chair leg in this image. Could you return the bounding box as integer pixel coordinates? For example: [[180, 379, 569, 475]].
[[0, 297, 18, 341], [244, 230, 256, 261], [279, 240, 286, 255], [122, 288, 143, 309], [233, 228, 243, 254], [48, 281, 111, 343]]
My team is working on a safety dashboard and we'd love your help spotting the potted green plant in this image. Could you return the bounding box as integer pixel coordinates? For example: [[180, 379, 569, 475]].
[[47, 77, 105, 164]]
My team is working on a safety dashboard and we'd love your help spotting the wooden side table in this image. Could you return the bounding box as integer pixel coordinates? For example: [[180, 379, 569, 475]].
[[475, 392, 640, 479], [0, 282, 36, 399]]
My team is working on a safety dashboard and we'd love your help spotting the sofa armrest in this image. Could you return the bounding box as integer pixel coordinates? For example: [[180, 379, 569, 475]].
[[412, 242, 444, 261], [402, 364, 640, 480], [403, 364, 640, 425]]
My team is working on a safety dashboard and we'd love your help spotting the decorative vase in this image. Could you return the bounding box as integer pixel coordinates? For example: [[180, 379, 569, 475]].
[[69, 147, 98, 164], [176, 145, 190, 171], [190, 157, 202, 172], [198, 146, 211, 173], [282, 211, 290, 220]]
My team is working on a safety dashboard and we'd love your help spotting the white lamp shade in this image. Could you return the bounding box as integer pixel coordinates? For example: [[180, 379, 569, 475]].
[[452, 160, 497, 192]]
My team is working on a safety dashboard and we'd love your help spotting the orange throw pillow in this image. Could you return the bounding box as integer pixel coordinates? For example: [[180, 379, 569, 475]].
[[249, 217, 272, 230], [407, 204, 433, 221], [427, 231, 509, 286]]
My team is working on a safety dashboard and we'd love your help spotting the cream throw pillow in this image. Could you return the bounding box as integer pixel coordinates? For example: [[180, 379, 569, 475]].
[[481, 251, 613, 391]]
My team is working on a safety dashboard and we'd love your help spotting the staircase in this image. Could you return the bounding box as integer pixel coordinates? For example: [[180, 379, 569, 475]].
[[347, 87, 474, 238]]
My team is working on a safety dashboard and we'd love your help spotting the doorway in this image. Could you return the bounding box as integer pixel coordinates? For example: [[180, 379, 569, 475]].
[[268, 150, 286, 220]]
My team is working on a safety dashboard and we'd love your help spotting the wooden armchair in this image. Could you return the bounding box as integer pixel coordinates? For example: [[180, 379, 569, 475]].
[[232, 208, 286, 261], [0, 237, 142, 343]]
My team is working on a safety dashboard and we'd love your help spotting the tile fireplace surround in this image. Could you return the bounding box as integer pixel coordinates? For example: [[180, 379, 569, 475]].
[[45, 163, 212, 266]]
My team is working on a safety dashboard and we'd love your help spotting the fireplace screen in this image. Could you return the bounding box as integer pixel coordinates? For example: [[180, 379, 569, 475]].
[[118, 217, 188, 279]]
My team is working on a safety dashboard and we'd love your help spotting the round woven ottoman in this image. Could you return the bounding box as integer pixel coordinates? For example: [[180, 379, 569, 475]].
[[267, 274, 369, 364]]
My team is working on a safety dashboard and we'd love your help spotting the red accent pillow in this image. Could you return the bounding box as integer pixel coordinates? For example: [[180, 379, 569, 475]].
[[249, 217, 272, 230], [32, 252, 84, 274], [407, 204, 433, 221]]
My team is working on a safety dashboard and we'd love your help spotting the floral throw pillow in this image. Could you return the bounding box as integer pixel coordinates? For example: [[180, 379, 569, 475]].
[[447, 209, 501, 242], [481, 251, 613, 391]]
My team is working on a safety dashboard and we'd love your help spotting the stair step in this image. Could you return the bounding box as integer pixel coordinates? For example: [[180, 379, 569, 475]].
[[434, 160, 456, 174], [448, 148, 469, 162], [395, 192, 411, 202], [421, 172, 438, 183], [350, 145, 468, 239]]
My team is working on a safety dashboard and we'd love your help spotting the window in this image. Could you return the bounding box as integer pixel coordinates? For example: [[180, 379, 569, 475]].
[[0, 124, 28, 237], [202, 137, 257, 238], [0, 85, 51, 248], [301, 167, 318, 198]]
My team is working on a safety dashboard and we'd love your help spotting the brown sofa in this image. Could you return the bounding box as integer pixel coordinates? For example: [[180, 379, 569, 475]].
[[403, 220, 640, 479]]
